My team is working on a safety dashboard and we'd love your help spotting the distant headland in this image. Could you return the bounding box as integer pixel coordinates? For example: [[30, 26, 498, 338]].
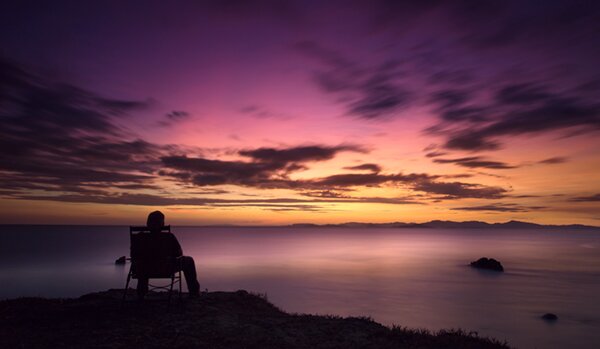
[[286, 220, 599, 230], [2, 220, 598, 229]]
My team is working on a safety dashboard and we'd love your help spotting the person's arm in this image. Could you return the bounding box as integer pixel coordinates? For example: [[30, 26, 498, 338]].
[[170, 233, 183, 257]]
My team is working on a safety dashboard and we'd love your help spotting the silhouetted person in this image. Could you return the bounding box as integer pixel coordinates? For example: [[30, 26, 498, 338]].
[[136, 211, 200, 298]]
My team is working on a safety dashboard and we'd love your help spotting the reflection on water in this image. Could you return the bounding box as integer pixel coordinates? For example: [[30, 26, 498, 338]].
[[1, 225, 599, 349]]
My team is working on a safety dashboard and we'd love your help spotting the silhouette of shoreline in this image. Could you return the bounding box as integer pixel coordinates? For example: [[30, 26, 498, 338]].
[[0, 289, 511, 348], [1, 219, 598, 229], [286, 220, 600, 229]]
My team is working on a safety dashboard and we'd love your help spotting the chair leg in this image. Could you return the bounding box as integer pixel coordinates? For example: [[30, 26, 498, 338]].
[[179, 270, 182, 300], [168, 274, 175, 303], [122, 267, 132, 306]]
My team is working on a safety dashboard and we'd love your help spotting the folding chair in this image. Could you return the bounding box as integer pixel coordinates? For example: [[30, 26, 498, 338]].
[[122, 225, 182, 304]]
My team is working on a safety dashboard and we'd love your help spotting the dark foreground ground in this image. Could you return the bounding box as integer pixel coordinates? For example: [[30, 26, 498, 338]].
[[0, 289, 511, 349]]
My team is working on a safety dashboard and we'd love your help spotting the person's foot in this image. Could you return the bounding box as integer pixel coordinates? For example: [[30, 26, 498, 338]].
[[188, 282, 200, 298], [189, 291, 199, 298]]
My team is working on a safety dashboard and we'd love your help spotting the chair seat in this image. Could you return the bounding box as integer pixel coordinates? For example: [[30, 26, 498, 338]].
[[131, 258, 179, 278]]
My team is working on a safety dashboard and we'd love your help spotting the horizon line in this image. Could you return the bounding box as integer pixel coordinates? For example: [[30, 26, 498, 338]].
[[1, 219, 598, 229]]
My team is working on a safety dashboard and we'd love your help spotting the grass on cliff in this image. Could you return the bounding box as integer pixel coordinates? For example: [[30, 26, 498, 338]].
[[0, 289, 511, 349]]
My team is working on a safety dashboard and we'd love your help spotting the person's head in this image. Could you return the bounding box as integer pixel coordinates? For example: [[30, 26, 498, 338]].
[[146, 211, 165, 233]]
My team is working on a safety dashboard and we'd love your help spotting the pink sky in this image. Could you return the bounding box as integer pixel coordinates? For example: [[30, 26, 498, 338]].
[[0, 1, 599, 225]]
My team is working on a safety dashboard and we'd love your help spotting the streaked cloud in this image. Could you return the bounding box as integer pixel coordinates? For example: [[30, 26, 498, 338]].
[[569, 194, 600, 202], [433, 156, 517, 170], [452, 203, 547, 213]]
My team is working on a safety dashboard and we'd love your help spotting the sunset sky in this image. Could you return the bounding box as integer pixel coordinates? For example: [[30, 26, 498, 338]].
[[0, 1, 599, 225]]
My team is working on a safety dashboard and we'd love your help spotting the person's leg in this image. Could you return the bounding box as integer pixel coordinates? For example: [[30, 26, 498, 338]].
[[179, 256, 200, 295], [137, 277, 149, 298]]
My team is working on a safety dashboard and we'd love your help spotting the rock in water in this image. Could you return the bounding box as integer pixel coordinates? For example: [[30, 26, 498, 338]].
[[470, 257, 504, 272], [541, 313, 558, 321], [115, 256, 127, 265]]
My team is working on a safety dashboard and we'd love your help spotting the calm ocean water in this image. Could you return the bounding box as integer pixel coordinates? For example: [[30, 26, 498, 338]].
[[1, 225, 599, 348]]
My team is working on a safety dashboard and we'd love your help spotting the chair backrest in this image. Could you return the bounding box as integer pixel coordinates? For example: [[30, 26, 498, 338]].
[[129, 225, 176, 278]]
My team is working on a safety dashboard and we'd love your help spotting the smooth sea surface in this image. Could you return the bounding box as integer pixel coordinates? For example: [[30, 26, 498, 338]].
[[1, 225, 599, 349]]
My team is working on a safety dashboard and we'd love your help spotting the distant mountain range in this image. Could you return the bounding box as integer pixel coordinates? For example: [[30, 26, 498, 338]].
[[288, 220, 599, 229], [5, 220, 597, 229]]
